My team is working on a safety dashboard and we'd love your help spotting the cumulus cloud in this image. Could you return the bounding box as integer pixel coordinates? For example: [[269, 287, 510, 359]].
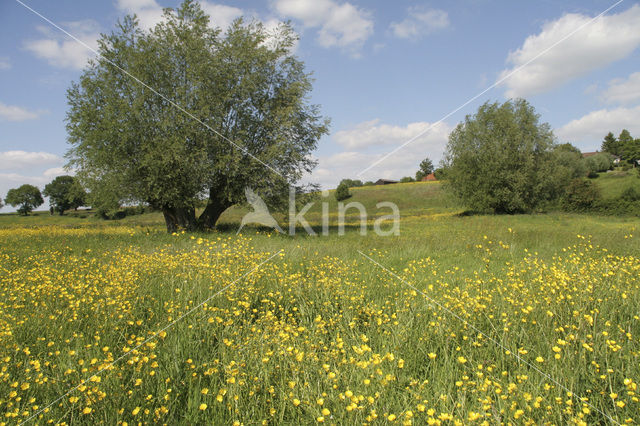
[[305, 119, 451, 188], [272, 0, 373, 54], [0, 151, 63, 170], [0, 103, 44, 122], [389, 7, 449, 40], [116, 0, 244, 31], [200, 3, 243, 30], [601, 72, 640, 105], [555, 105, 640, 148], [333, 119, 451, 150], [498, 5, 640, 98], [23, 20, 100, 70]]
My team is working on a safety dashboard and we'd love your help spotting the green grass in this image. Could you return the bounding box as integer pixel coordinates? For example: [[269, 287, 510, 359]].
[[1, 182, 639, 424], [593, 168, 640, 199]]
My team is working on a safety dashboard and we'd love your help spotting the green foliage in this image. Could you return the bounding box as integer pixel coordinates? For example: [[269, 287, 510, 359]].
[[339, 179, 363, 188], [5, 184, 44, 215], [334, 182, 350, 201], [363, 181, 375, 186], [555, 143, 581, 154], [67, 179, 87, 210], [584, 153, 613, 174], [0, 197, 3, 210], [444, 99, 559, 213], [601, 132, 619, 155], [399, 176, 415, 183], [415, 158, 434, 180], [66, 1, 328, 232], [562, 178, 601, 212], [433, 167, 447, 180], [43, 175, 81, 215]]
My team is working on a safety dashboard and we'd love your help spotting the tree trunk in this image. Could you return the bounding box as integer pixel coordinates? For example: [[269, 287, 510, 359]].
[[198, 192, 231, 229], [162, 206, 197, 233]]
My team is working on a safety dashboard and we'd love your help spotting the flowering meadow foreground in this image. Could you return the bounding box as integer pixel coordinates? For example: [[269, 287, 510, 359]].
[[0, 219, 639, 425]]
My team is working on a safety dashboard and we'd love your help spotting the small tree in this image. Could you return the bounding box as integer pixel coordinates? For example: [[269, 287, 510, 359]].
[[6, 184, 44, 215], [443, 99, 557, 213], [0, 196, 3, 210], [601, 132, 619, 155], [335, 182, 350, 201], [415, 157, 434, 180], [43, 175, 76, 215], [399, 176, 414, 183]]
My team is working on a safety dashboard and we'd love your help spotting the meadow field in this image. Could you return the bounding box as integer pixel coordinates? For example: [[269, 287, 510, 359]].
[[1, 181, 639, 425]]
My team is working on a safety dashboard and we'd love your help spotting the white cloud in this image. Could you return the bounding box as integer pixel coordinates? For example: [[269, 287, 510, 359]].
[[116, 0, 165, 30], [116, 0, 244, 31], [333, 119, 451, 150], [0, 57, 10, 70], [498, 5, 640, 98], [305, 119, 451, 188], [390, 7, 449, 40], [0, 151, 63, 170], [555, 105, 640, 148], [23, 20, 100, 70], [601, 72, 640, 105], [0, 103, 44, 122], [272, 0, 373, 54], [200, 3, 243, 30]]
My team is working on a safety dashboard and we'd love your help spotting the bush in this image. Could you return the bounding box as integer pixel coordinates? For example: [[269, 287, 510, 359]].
[[562, 179, 600, 211], [334, 183, 351, 201], [363, 181, 375, 186], [584, 153, 613, 174], [399, 176, 414, 183], [620, 185, 640, 202], [339, 179, 363, 188]]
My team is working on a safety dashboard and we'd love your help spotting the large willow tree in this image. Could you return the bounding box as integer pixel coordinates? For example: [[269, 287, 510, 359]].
[[66, 0, 328, 232]]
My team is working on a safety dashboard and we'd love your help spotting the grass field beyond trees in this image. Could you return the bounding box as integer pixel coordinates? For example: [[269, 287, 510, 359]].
[[0, 181, 639, 424]]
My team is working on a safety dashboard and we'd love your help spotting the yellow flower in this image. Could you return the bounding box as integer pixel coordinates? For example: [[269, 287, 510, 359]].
[[199, 403, 207, 410], [82, 407, 92, 415], [132, 406, 140, 416], [535, 356, 544, 363], [428, 353, 437, 360], [201, 388, 209, 395], [292, 398, 301, 406], [457, 356, 467, 364], [388, 413, 397, 421]]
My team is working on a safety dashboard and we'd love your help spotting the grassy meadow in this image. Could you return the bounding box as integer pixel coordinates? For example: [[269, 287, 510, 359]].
[[0, 181, 639, 425]]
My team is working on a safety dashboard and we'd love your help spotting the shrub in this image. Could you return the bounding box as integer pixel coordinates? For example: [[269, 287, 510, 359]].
[[562, 178, 600, 211], [335, 183, 351, 201], [584, 153, 613, 174], [620, 185, 640, 202], [399, 176, 414, 183], [339, 179, 363, 188]]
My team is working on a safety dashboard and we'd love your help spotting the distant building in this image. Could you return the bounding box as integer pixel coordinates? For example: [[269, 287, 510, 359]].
[[421, 173, 437, 182], [374, 179, 398, 185]]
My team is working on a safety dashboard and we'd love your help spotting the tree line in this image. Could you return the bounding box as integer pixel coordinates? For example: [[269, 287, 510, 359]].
[[2, 176, 86, 216]]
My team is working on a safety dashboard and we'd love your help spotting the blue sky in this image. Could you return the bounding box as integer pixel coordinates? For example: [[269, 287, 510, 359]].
[[1, 0, 640, 211]]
